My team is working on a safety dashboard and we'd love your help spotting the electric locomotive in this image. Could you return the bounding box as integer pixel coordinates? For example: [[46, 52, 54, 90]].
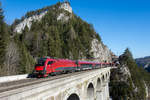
[[34, 57, 77, 77]]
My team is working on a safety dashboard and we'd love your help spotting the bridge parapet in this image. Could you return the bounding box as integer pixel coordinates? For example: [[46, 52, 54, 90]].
[[0, 67, 111, 100]]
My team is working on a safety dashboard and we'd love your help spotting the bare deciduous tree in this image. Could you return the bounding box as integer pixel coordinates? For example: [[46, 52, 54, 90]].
[[4, 41, 20, 75]]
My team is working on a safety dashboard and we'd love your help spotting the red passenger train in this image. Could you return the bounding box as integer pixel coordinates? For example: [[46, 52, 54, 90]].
[[34, 57, 114, 77]]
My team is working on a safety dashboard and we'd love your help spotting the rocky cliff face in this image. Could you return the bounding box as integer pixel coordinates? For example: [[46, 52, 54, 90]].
[[110, 64, 148, 100], [14, 11, 48, 33], [59, 2, 72, 13], [14, 2, 73, 33], [91, 39, 112, 62], [110, 49, 150, 100]]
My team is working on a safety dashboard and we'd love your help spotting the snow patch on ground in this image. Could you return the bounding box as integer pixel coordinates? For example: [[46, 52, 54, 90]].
[[0, 74, 28, 83]]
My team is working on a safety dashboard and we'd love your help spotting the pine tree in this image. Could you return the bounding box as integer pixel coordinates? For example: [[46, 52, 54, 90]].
[[119, 48, 133, 65], [123, 48, 133, 59], [18, 43, 35, 74], [0, 2, 5, 63], [47, 26, 61, 58], [117, 48, 147, 100], [0, 2, 9, 75]]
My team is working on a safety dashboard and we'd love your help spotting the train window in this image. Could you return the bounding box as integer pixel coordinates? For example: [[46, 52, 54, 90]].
[[48, 61, 54, 65], [36, 58, 47, 66]]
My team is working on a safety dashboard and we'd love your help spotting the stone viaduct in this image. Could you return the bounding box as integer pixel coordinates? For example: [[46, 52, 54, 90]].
[[0, 68, 111, 100]]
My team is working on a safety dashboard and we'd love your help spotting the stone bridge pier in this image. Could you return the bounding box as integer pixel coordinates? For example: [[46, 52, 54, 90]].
[[0, 68, 111, 100]]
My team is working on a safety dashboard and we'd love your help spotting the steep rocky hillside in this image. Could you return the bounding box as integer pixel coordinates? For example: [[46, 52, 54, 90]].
[[13, 2, 113, 61], [0, 2, 113, 76], [110, 49, 150, 100], [12, 2, 113, 62], [136, 56, 150, 72]]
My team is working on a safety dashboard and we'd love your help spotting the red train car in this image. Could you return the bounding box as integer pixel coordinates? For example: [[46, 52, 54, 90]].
[[78, 61, 101, 70]]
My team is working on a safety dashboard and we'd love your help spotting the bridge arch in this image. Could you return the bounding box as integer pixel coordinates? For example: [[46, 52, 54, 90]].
[[67, 93, 80, 100], [102, 74, 105, 82], [108, 72, 110, 78], [87, 82, 95, 100], [106, 73, 108, 80], [96, 78, 101, 91], [63, 88, 81, 100]]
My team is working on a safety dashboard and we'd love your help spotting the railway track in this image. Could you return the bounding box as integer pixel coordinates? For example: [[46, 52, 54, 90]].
[[0, 69, 98, 93]]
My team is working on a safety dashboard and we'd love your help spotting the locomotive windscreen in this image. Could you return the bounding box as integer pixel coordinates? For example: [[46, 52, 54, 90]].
[[48, 61, 54, 65], [36, 58, 47, 66]]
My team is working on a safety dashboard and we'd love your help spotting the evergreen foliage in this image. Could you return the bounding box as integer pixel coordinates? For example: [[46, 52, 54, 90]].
[[110, 48, 150, 100], [0, 2, 5, 64], [0, 2, 9, 75], [14, 34, 35, 74]]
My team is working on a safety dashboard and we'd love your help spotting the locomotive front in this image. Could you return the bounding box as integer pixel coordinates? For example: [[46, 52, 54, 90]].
[[34, 58, 49, 77], [34, 57, 56, 77]]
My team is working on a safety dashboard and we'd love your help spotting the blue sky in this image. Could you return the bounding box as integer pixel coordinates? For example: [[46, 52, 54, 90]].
[[1, 0, 150, 58]]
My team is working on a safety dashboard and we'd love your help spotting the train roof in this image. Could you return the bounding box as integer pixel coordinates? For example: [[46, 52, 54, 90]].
[[40, 57, 75, 62], [39, 57, 106, 64]]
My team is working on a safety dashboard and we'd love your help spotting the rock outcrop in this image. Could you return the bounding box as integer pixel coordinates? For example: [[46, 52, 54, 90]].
[[14, 2, 72, 33], [14, 11, 47, 33], [59, 2, 72, 13], [91, 39, 112, 62]]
